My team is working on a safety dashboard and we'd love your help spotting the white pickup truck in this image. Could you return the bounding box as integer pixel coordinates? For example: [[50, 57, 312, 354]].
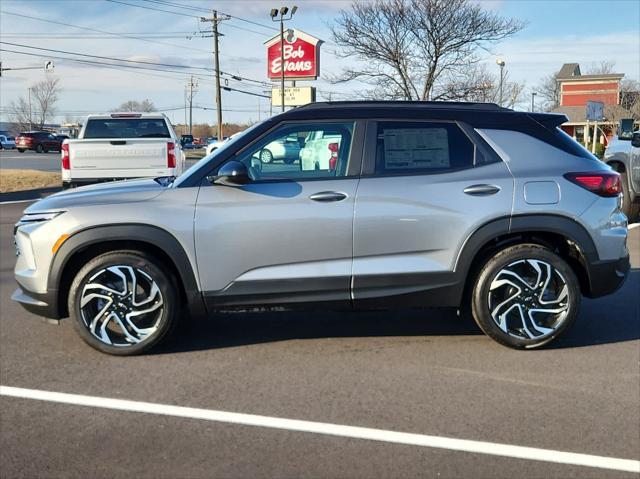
[[62, 113, 185, 188]]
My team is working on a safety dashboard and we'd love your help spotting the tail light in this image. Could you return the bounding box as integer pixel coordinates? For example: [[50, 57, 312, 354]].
[[328, 142, 339, 170], [61, 143, 70, 170], [564, 172, 621, 197], [167, 142, 176, 168]]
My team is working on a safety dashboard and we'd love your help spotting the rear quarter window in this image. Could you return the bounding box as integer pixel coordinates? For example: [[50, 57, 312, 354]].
[[374, 122, 475, 175], [83, 119, 170, 139]]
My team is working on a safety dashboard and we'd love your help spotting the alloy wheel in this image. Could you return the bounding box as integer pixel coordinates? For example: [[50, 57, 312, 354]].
[[79, 265, 164, 347], [488, 259, 570, 340]]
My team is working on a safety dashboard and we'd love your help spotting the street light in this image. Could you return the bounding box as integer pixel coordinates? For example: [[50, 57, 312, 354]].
[[531, 91, 537, 112], [270, 5, 298, 112], [496, 58, 506, 107]]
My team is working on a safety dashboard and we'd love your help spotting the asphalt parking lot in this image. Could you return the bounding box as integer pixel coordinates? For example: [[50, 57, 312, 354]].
[[0, 200, 638, 478]]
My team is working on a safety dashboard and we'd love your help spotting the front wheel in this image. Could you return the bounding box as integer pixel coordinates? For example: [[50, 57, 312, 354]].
[[68, 251, 179, 355], [18, 148, 25, 153], [471, 244, 580, 349], [35, 144, 44, 153]]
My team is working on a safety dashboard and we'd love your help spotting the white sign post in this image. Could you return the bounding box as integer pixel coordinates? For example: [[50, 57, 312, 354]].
[[271, 86, 316, 107]]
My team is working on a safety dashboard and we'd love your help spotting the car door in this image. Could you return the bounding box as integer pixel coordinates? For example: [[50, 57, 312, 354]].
[[195, 120, 364, 309], [352, 119, 514, 307]]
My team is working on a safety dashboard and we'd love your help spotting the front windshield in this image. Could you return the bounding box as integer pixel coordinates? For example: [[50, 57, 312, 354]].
[[172, 121, 265, 187]]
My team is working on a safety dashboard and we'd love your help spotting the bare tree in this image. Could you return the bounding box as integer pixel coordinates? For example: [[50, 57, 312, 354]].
[[331, 0, 525, 101], [8, 76, 61, 130], [114, 99, 156, 112], [535, 71, 561, 112], [31, 76, 61, 128], [584, 60, 616, 75], [8, 97, 32, 132]]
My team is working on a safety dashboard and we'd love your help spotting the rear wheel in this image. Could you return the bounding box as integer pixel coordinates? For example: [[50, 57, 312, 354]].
[[620, 171, 640, 222], [471, 244, 580, 349], [68, 251, 179, 355], [35, 144, 44, 153], [18, 148, 25, 153], [259, 149, 273, 164]]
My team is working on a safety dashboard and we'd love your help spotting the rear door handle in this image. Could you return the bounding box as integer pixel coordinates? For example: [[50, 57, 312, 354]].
[[463, 184, 501, 196], [309, 191, 348, 202]]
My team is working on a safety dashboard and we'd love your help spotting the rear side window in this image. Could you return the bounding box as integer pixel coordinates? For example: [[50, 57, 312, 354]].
[[375, 122, 475, 175], [83, 119, 170, 139], [552, 127, 599, 161]]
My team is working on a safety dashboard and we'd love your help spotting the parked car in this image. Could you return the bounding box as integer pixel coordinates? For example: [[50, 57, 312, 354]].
[[15, 131, 63, 153], [257, 134, 301, 164], [13, 101, 629, 355], [603, 130, 640, 221], [61, 113, 185, 189], [206, 134, 234, 155], [0, 134, 16, 149]]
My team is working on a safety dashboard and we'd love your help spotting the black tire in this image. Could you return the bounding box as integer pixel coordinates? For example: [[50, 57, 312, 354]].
[[18, 149, 25, 153], [68, 250, 179, 355], [260, 149, 273, 164], [471, 243, 580, 350], [283, 156, 296, 164], [620, 171, 640, 222], [35, 144, 44, 153]]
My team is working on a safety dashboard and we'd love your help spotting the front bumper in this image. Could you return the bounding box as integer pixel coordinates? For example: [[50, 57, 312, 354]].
[[11, 287, 61, 320], [585, 254, 630, 298]]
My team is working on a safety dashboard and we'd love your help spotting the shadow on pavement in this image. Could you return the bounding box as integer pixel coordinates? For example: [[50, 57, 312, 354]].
[[155, 270, 639, 354], [155, 307, 479, 354]]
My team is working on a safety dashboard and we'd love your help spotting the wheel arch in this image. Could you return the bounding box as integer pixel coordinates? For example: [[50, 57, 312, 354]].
[[50, 224, 204, 318], [456, 214, 598, 304]]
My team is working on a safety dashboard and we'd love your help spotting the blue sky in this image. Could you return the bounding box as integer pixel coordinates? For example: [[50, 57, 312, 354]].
[[1, 0, 638, 125]]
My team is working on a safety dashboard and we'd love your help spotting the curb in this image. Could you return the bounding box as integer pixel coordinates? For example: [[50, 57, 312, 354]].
[[0, 187, 61, 204]]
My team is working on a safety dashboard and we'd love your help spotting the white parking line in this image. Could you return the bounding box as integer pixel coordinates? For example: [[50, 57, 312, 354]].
[[1, 386, 638, 473]]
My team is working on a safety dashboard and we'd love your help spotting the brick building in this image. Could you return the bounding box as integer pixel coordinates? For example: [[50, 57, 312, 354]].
[[551, 63, 633, 146]]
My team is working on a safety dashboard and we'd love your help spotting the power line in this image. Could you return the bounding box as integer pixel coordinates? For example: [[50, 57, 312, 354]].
[[1, 49, 272, 99], [0, 9, 209, 54]]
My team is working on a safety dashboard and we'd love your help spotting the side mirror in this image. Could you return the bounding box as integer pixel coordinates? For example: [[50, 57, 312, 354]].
[[631, 133, 640, 148], [213, 160, 250, 186]]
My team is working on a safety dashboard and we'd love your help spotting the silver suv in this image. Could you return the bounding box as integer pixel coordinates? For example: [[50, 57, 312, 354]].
[[12, 102, 630, 355]]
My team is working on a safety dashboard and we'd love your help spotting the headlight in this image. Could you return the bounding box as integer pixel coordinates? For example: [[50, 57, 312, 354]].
[[15, 211, 65, 232]]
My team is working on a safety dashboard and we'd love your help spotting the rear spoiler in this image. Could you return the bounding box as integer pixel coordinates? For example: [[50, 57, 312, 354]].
[[527, 112, 567, 129]]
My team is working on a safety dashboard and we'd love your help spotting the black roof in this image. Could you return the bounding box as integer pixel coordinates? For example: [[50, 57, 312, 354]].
[[277, 100, 566, 130]]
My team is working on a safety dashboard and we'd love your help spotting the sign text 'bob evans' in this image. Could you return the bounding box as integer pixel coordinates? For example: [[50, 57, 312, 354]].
[[265, 29, 323, 81]]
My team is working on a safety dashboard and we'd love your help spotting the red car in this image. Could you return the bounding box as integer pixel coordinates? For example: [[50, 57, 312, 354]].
[[15, 131, 64, 153]]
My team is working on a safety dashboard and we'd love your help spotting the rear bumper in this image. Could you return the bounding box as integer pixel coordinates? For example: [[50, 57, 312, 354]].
[[584, 254, 630, 298], [11, 287, 61, 320]]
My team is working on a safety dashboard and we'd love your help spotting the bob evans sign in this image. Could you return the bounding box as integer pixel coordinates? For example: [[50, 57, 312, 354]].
[[264, 29, 323, 81]]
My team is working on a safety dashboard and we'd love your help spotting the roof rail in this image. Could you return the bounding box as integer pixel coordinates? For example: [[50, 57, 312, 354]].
[[296, 100, 509, 111]]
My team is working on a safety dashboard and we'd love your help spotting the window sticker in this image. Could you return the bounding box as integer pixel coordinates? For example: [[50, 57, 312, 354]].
[[383, 128, 449, 169]]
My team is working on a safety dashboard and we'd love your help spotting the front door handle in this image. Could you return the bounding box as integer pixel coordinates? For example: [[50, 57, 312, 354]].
[[309, 191, 348, 202], [463, 184, 501, 196]]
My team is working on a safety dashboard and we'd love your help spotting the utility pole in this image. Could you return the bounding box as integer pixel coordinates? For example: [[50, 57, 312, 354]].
[[186, 76, 198, 135], [531, 91, 537, 112], [201, 11, 229, 140], [28, 87, 33, 130]]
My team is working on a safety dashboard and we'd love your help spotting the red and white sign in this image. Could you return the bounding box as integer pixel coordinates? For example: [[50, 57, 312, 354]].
[[264, 29, 323, 81]]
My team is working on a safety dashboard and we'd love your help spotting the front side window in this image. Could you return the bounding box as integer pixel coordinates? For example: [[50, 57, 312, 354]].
[[236, 122, 354, 181], [375, 122, 475, 175]]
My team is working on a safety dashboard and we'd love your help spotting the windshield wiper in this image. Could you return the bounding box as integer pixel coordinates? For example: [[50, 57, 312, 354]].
[[154, 176, 176, 187]]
